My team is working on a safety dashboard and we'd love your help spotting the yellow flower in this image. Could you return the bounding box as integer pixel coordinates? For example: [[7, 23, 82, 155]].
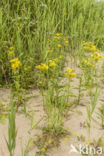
[[73, 132, 77, 136], [66, 68, 73, 73], [83, 60, 92, 67], [9, 46, 14, 50], [59, 55, 63, 59], [87, 62, 92, 67], [10, 58, 22, 70], [83, 46, 90, 50], [35, 65, 42, 70], [41, 63, 48, 70], [65, 68, 76, 78], [90, 46, 97, 52], [49, 60, 56, 67], [24, 66, 31, 71], [36, 63, 48, 71], [64, 38, 67, 41], [54, 36, 61, 41], [57, 44, 62, 48], [11, 62, 21, 70], [91, 52, 103, 61], [67, 73, 76, 78], [64, 39, 69, 46], [41, 147, 46, 153], [8, 51, 14, 56], [65, 40, 69, 44], [83, 42, 98, 52], [29, 57, 33, 61], [10, 58, 19, 63], [11, 64, 17, 70], [56, 33, 62, 36]]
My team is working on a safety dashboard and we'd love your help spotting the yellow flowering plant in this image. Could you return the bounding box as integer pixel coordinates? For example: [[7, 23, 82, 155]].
[[82, 41, 98, 52], [80, 41, 103, 89], [65, 67, 76, 104], [47, 33, 69, 60]]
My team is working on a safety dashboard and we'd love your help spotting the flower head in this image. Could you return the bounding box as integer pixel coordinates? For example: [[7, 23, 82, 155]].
[[49, 60, 56, 67], [8, 51, 14, 56], [35, 63, 48, 71], [59, 55, 63, 59], [56, 33, 62, 36], [66, 68, 73, 73], [41, 147, 46, 153], [91, 52, 103, 61], [10, 58, 22, 70], [65, 68, 76, 78], [24, 66, 31, 71], [9, 46, 14, 50], [57, 44, 62, 48], [29, 57, 33, 61], [83, 42, 98, 52], [66, 72, 76, 78]]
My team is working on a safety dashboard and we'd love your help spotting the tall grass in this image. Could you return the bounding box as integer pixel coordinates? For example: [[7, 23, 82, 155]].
[[0, 0, 104, 85]]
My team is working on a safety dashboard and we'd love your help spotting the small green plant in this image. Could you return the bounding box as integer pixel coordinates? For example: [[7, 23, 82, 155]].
[[22, 138, 34, 156], [5, 94, 17, 156], [44, 84, 65, 136], [97, 104, 104, 129], [86, 88, 99, 139]]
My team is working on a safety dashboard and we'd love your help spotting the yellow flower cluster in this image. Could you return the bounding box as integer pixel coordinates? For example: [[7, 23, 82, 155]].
[[35, 63, 48, 71], [36, 56, 64, 72], [49, 60, 56, 67], [54, 36, 61, 41], [83, 42, 98, 52], [65, 68, 76, 78], [56, 33, 63, 37], [91, 52, 103, 61], [8, 46, 14, 56], [53, 33, 63, 42], [9, 46, 14, 50], [57, 44, 62, 48], [10, 58, 22, 70], [29, 57, 33, 61], [24, 66, 31, 71], [59, 55, 63, 59], [41, 147, 46, 153], [64, 38, 69, 46], [49, 56, 64, 67], [8, 51, 14, 56], [82, 41, 103, 68], [83, 60, 92, 67]]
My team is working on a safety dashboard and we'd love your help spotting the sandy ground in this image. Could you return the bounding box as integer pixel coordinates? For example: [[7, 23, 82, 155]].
[[0, 89, 45, 156], [0, 54, 104, 156]]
